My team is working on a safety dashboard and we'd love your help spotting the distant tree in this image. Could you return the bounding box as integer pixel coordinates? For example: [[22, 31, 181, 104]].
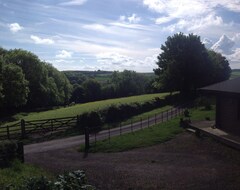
[[111, 70, 148, 97], [45, 64, 73, 105], [82, 79, 101, 102], [154, 33, 230, 96], [70, 84, 85, 103], [207, 50, 231, 83], [2, 63, 29, 107]]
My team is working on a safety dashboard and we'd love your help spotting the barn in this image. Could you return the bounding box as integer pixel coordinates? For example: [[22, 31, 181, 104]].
[[200, 77, 240, 136]]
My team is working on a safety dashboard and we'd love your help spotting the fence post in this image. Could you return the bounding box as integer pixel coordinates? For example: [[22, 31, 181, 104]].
[[21, 119, 26, 139], [84, 127, 89, 152], [17, 142, 24, 163], [140, 118, 142, 129]]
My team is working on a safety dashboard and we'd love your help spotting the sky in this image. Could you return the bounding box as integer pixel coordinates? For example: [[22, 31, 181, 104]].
[[0, 0, 240, 72]]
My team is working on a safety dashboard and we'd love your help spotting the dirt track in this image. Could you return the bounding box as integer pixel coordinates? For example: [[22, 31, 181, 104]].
[[25, 132, 240, 190]]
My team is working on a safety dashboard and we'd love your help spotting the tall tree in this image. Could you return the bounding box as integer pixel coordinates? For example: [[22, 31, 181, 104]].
[[2, 63, 29, 107], [154, 33, 230, 96]]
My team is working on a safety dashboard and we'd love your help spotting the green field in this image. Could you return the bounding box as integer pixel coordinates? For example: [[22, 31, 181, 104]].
[[11, 92, 170, 123], [231, 69, 240, 79]]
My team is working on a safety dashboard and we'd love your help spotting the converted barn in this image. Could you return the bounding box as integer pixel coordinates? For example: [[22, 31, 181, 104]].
[[200, 77, 240, 136]]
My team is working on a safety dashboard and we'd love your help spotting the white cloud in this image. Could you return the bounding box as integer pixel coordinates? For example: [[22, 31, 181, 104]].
[[56, 50, 72, 59], [96, 52, 157, 72], [143, 0, 208, 19], [202, 38, 213, 49], [82, 24, 109, 33], [59, 0, 87, 6], [128, 14, 141, 24], [30, 35, 54, 45], [119, 13, 141, 24], [8, 23, 23, 33], [211, 34, 235, 55], [155, 17, 172, 25]]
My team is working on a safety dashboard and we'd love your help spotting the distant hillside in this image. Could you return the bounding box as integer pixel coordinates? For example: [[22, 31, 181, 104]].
[[62, 70, 155, 85]]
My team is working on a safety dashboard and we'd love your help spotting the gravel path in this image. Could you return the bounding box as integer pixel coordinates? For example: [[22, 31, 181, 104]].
[[25, 132, 240, 190]]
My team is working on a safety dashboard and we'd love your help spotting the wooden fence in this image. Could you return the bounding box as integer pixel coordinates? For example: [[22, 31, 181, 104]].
[[0, 116, 79, 141]]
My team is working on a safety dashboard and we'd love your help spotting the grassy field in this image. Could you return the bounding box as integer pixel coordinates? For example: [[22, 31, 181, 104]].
[[0, 160, 53, 189], [83, 106, 215, 153], [231, 69, 240, 79], [11, 92, 170, 123]]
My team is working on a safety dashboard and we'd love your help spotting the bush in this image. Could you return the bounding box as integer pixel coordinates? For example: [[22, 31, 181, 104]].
[[7, 170, 95, 190], [78, 111, 102, 132], [0, 140, 18, 168]]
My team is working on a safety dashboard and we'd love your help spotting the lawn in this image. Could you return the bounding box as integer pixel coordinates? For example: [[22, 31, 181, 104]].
[[11, 92, 170, 122], [83, 106, 215, 153]]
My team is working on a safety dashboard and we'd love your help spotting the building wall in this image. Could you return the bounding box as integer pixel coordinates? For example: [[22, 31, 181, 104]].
[[218, 97, 240, 136]]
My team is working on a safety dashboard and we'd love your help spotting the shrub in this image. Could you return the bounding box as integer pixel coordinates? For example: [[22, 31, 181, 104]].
[[78, 111, 102, 131], [6, 170, 95, 190], [0, 140, 18, 168]]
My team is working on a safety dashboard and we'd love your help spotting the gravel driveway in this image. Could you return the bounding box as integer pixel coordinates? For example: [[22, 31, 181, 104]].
[[25, 132, 240, 190]]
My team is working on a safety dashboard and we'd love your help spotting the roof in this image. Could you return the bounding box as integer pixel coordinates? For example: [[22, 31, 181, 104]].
[[199, 77, 240, 97]]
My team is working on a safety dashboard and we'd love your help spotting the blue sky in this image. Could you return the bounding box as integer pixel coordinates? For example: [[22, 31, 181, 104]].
[[0, 0, 240, 72]]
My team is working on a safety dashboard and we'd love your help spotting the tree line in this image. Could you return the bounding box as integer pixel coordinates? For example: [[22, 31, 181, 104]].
[[0, 48, 72, 115], [65, 70, 156, 104]]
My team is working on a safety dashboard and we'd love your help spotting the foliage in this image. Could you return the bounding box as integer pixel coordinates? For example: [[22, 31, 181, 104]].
[[0, 140, 18, 168], [2, 63, 29, 108], [111, 70, 148, 97], [207, 50, 231, 83], [155, 33, 231, 96], [0, 160, 52, 189], [1, 166, 95, 190], [0, 48, 72, 111], [82, 79, 101, 102], [70, 84, 85, 103], [78, 111, 102, 130]]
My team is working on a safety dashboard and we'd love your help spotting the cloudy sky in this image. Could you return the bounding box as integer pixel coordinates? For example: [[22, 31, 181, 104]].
[[0, 0, 240, 72]]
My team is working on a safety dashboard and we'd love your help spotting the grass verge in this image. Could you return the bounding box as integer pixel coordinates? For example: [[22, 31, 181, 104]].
[[80, 106, 215, 153], [81, 117, 183, 153], [0, 160, 53, 188]]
